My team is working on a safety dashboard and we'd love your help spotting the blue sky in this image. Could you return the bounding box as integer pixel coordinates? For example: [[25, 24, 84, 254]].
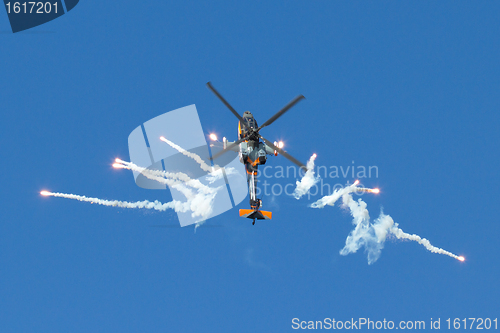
[[1, 1, 499, 332]]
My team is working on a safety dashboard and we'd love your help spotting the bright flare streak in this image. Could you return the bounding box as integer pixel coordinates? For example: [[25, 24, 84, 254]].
[[354, 179, 360, 186], [278, 141, 284, 149], [371, 188, 380, 194], [312, 153, 317, 158], [209, 133, 217, 141], [458, 256, 465, 262], [40, 191, 51, 196], [112, 163, 122, 168]]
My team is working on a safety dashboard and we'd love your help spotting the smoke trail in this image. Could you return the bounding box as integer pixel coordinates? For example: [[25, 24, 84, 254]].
[[338, 192, 389, 264], [156, 138, 238, 226], [41, 156, 224, 220], [293, 154, 320, 199], [205, 166, 237, 184], [160, 136, 214, 172], [42, 140, 231, 225], [41, 191, 189, 212], [113, 159, 211, 192], [310, 186, 464, 263], [113, 159, 220, 219], [194, 220, 205, 233], [41, 187, 218, 220], [390, 220, 464, 260], [310, 181, 359, 208]]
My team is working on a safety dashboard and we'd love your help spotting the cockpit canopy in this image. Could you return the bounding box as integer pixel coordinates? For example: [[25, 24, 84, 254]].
[[242, 111, 257, 129]]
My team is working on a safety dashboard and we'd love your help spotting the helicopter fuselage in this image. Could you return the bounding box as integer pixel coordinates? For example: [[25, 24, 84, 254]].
[[237, 112, 276, 210], [206, 81, 306, 224]]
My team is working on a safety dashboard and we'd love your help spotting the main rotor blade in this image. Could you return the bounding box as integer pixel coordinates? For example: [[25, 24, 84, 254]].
[[211, 136, 247, 160], [260, 136, 307, 171], [258, 95, 305, 131], [206, 82, 249, 130]]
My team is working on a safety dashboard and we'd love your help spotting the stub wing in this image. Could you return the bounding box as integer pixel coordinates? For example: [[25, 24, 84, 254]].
[[224, 141, 240, 152], [223, 137, 240, 152], [239, 209, 272, 220]]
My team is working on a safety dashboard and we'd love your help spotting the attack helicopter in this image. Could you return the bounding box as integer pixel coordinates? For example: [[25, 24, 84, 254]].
[[206, 82, 307, 225]]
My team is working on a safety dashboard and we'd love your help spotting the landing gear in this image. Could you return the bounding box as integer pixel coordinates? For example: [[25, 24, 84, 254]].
[[252, 219, 255, 225]]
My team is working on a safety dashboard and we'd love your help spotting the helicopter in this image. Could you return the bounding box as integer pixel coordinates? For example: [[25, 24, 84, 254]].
[[206, 82, 307, 225]]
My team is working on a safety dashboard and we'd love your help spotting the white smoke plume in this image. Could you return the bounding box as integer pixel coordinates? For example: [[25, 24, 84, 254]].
[[159, 136, 238, 187], [310, 180, 359, 208], [194, 220, 205, 233], [293, 154, 320, 199], [338, 192, 391, 264], [160, 136, 215, 173], [310, 185, 464, 263], [41, 191, 189, 212], [41, 187, 216, 220], [40, 154, 225, 221], [41, 137, 238, 226], [113, 159, 219, 219], [205, 166, 237, 184], [113, 159, 212, 193], [390, 220, 463, 260]]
